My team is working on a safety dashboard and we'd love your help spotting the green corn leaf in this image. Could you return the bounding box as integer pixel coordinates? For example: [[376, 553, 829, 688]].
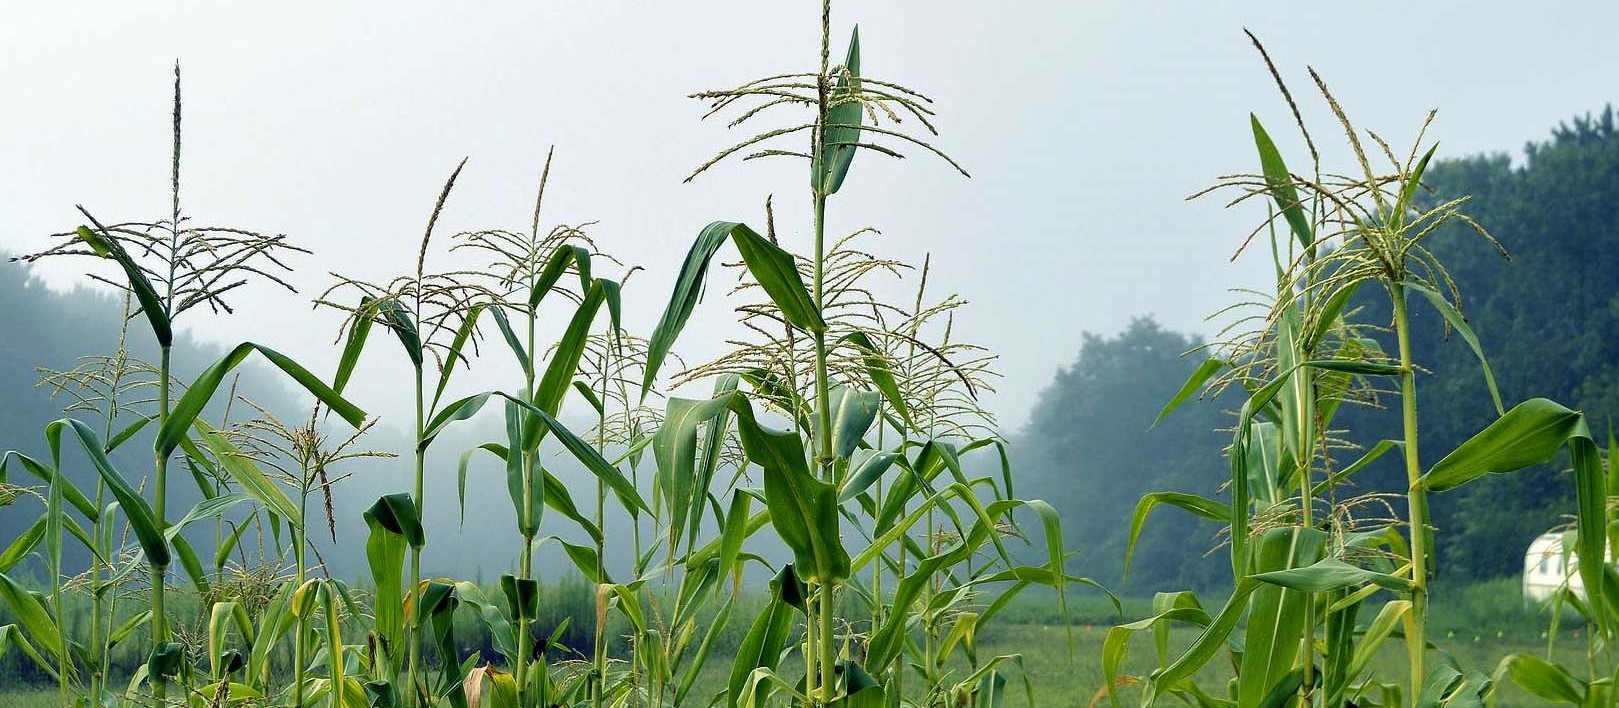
[[838, 449, 900, 503], [1347, 600, 1410, 680], [817, 27, 863, 195], [715, 490, 753, 586], [193, 420, 302, 528], [0, 623, 62, 682], [656, 392, 733, 556], [839, 330, 913, 431], [0, 572, 69, 665], [498, 393, 649, 514], [868, 552, 948, 672], [1494, 653, 1585, 705], [363, 496, 410, 678], [1153, 357, 1225, 427], [728, 565, 800, 708], [572, 380, 605, 416], [368, 493, 426, 548], [1252, 557, 1415, 593], [1570, 436, 1610, 639], [214, 521, 251, 574], [75, 224, 172, 346], [534, 281, 607, 416], [377, 297, 423, 368], [824, 385, 879, 459], [643, 221, 823, 395], [1406, 281, 1504, 415], [3, 451, 98, 522], [1144, 579, 1259, 704], [165, 492, 254, 541], [500, 574, 540, 622], [723, 395, 849, 584], [1250, 115, 1312, 248], [159, 342, 366, 456], [1100, 599, 1212, 701], [460, 442, 603, 543], [729, 223, 823, 332], [1313, 438, 1399, 495], [675, 594, 734, 705], [1237, 527, 1326, 708], [333, 296, 376, 395], [108, 610, 152, 649], [556, 538, 608, 583], [0, 518, 46, 573], [1421, 398, 1588, 491], [486, 304, 530, 378], [421, 391, 494, 452], [689, 375, 741, 548], [54, 419, 169, 567], [1395, 145, 1439, 227], [529, 244, 594, 310], [1124, 492, 1231, 578], [105, 415, 155, 453], [430, 303, 485, 412], [502, 399, 542, 535]]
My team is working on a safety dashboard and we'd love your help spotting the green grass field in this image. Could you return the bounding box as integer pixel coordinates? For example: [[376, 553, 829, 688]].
[[1, 623, 1584, 707]]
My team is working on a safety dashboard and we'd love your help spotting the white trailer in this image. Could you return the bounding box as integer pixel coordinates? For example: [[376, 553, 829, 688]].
[[1524, 530, 1588, 603]]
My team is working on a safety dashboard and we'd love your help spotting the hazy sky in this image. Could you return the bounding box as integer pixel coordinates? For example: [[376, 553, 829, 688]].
[[5, 2, 1618, 432]]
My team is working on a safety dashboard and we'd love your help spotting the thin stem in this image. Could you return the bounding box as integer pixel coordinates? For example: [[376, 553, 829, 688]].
[[1393, 285, 1429, 696], [151, 344, 172, 706], [593, 368, 609, 708], [407, 367, 425, 706], [294, 484, 309, 708], [516, 304, 537, 708], [819, 584, 836, 702], [1295, 320, 1317, 697]]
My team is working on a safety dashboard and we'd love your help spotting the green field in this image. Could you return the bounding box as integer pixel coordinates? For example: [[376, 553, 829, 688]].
[[0, 622, 1582, 708]]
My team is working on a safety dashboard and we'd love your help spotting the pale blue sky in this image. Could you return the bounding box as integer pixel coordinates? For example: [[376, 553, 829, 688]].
[[5, 1, 1616, 430]]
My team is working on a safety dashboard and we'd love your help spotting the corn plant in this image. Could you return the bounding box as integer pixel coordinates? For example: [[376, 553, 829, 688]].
[[447, 150, 656, 708], [640, 3, 1084, 706], [1493, 439, 1619, 707], [6, 66, 366, 707], [1118, 39, 1610, 708]]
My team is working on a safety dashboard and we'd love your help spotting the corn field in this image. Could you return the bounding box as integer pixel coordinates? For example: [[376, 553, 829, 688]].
[[1, 3, 1614, 708]]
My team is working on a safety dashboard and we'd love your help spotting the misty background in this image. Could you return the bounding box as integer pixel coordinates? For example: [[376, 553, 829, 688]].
[[4, 2, 1619, 587]]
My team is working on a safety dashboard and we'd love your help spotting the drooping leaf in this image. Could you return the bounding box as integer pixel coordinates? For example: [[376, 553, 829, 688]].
[[192, 420, 302, 528], [1406, 281, 1504, 415], [838, 449, 901, 503], [643, 221, 822, 395], [1421, 398, 1588, 491], [332, 295, 376, 395], [1494, 653, 1586, 705], [75, 224, 172, 346], [1124, 492, 1231, 578], [55, 420, 169, 566], [840, 330, 912, 431], [159, 343, 366, 456]]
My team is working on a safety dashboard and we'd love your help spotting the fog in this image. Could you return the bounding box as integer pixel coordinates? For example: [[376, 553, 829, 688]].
[[4, 2, 1618, 576]]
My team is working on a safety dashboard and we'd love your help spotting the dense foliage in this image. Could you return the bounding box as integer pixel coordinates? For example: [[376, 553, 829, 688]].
[[1020, 107, 1619, 587], [0, 4, 1083, 707], [1017, 318, 1234, 593]]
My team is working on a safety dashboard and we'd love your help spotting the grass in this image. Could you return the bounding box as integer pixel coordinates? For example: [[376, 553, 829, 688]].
[[0, 619, 1580, 708], [1, 579, 1581, 706]]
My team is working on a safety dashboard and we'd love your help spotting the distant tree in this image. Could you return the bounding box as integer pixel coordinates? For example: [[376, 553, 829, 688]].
[[1020, 107, 1619, 589], [1335, 107, 1619, 580], [1017, 317, 1235, 592]]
